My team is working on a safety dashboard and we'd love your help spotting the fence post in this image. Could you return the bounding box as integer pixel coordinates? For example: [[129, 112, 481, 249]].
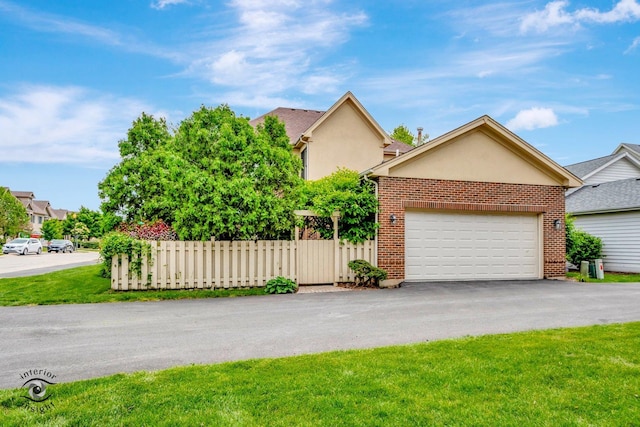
[[332, 212, 340, 285]]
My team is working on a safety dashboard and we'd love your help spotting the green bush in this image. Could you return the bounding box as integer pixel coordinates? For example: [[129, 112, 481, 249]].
[[79, 240, 100, 249], [265, 276, 298, 294], [99, 232, 151, 279], [566, 215, 603, 266], [348, 259, 387, 287]]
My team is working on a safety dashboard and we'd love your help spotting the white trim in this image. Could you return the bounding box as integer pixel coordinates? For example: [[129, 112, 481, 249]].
[[580, 152, 640, 181]]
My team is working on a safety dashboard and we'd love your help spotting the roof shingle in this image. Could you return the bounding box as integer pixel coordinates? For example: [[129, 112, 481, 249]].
[[566, 177, 640, 213], [564, 154, 619, 179]]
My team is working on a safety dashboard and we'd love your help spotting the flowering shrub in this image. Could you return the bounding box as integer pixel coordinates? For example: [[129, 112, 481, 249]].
[[117, 220, 178, 241]]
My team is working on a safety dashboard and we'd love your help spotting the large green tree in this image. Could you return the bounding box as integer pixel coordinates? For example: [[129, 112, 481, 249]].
[[99, 105, 302, 241], [170, 105, 302, 240], [98, 113, 176, 223], [0, 187, 29, 238]]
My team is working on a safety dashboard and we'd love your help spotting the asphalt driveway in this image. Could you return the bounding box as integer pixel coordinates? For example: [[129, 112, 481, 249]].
[[1, 279, 640, 389]]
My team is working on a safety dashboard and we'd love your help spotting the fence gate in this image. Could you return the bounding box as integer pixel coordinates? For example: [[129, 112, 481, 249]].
[[295, 210, 340, 285]]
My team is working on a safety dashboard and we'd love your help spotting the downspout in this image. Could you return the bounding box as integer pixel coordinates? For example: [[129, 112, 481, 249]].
[[361, 169, 378, 267]]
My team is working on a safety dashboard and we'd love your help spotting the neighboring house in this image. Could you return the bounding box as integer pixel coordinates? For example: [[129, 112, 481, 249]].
[[366, 116, 581, 284], [250, 91, 413, 180], [7, 189, 70, 236], [565, 144, 640, 273], [253, 93, 581, 283]]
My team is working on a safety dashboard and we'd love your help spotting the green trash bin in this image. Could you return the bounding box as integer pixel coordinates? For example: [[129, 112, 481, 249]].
[[588, 261, 597, 279]]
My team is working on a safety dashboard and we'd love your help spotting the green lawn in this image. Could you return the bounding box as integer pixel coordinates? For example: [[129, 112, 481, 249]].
[[1, 322, 639, 425], [566, 271, 640, 283], [0, 265, 263, 306]]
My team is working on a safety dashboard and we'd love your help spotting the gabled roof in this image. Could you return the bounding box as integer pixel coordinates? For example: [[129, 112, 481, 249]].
[[366, 115, 582, 187], [249, 92, 392, 149], [613, 143, 640, 159], [564, 152, 640, 180], [249, 108, 324, 144], [567, 177, 640, 214], [297, 91, 392, 148], [51, 208, 69, 220], [384, 139, 414, 156], [32, 200, 51, 216], [10, 190, 35, 199]]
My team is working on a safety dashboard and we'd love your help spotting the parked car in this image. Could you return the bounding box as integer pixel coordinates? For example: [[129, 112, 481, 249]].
[[47, 239, 75, 253], [2, 238, 43, 255]]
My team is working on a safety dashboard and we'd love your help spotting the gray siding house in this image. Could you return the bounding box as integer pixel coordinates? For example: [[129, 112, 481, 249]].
[[565, 144, 640, 273]]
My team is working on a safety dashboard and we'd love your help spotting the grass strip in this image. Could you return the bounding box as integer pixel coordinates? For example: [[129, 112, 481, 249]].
[[0, 265, 263, 306], [1, 322, 639, 426], [566, 271, 640, 283]]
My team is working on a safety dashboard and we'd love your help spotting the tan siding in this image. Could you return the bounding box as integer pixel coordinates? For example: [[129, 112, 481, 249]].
[[306, 100, 385, 179], [386, 130, 559, 186]]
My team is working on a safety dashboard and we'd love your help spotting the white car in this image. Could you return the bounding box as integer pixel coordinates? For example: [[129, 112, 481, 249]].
[[2, 238, 43, 255]]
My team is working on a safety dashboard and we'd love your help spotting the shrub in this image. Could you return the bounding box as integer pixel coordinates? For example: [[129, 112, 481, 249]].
[[348, 259, 387, 287], [265, 276, 298, 294], [79, 240, 100, 250], [117, 219, 178, 241], [567, 230, 603, 267], [566, 215, 603, 266], [99, 232, 152, 279]]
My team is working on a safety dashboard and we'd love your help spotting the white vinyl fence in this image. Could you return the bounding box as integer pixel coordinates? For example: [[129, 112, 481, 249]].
[[111, 240, 375, 290]]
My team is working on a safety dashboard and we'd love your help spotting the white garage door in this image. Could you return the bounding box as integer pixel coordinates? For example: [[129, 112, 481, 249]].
[[405, 211, 540, 281]]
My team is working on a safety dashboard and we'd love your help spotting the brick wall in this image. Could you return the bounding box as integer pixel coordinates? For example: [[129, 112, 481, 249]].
[[376, 176, 566, 280]]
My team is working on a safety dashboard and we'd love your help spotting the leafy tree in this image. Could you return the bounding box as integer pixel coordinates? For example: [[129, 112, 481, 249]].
[[100, 212, 123, 235], [72, 206, 103, 238], [300, 168, 378, 243], [98, 113, 175, 223], [71, 222, 90, 240], [41, 219, 63, 241], [0, 187, 29, 238], [170, 106, 302, 240], [390, 124, 415, 146]]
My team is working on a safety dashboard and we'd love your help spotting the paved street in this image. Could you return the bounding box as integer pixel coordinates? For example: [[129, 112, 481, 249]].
[[1, 279, 639, 389], [0, 251, 100, 278]]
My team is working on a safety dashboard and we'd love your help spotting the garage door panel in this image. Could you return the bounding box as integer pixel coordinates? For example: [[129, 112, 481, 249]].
[[405, 211, 540, 281]]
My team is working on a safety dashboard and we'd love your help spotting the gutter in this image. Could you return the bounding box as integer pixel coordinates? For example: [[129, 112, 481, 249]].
[[569, 206, 640, 216]]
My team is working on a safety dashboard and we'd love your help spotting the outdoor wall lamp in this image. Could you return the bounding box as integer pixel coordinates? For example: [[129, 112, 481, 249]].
[[553, 219, 562, 230], [390, 214, 397, 224]]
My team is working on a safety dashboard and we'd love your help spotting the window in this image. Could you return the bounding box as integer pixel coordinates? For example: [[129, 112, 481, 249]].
[[301, 147, 308, 180]]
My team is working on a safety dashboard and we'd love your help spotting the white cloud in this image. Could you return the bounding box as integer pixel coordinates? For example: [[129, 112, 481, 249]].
[[185, 1, 368, 107], [0, 85, 155, 164], [521, 0, 640, 33], [0, 1, 182, 61], [151, 0, 190, 10], [575, 0, 640, 23], [506, 107, 559, 131], [625, 36, 640, 53]]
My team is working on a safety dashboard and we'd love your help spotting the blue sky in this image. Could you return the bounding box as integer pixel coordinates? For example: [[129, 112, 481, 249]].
[[1, 0, 639, 211]]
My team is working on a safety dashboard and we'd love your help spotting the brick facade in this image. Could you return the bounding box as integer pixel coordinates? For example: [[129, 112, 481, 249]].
[[376, 176, 566, 280]]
